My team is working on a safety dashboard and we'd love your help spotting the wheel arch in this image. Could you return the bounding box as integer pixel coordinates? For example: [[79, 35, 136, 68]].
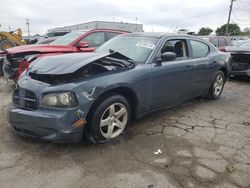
[[219, 67, 228, 80], [86, 86, 139, 122]]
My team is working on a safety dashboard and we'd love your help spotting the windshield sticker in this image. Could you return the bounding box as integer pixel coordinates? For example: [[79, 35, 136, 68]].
[[136, 42, 155, 49]]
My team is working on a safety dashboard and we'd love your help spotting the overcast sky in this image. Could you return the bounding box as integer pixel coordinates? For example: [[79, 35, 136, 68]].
[[0, 0, 249, 35]]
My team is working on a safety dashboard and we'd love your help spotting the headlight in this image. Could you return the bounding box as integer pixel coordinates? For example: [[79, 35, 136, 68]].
[[41, 92, 78, 108]]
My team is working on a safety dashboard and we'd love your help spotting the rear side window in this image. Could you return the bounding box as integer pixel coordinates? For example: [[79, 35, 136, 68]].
[[82, 32, 105, 47], [107, 32, 120, 40], [190, 40, 209, 58], [218, 38, 226, 47]]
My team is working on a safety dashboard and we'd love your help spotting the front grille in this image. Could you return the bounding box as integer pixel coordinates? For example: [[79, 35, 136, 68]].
[[13, 89, 37, 110]]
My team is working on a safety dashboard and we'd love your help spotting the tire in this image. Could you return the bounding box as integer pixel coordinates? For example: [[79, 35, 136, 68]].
[[86, 95, 131, 144], [0, 39, 16, 50], [207, 70, 225, 99]]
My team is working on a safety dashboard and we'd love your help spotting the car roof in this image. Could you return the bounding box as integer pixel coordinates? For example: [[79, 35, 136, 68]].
[[124, 32, 202, 39]]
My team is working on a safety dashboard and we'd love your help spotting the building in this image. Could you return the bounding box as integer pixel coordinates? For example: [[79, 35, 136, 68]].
[[48, 21, 143, 33]]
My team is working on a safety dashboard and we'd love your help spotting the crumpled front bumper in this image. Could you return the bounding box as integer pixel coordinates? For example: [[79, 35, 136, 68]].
[[7, 103, 85, 143]]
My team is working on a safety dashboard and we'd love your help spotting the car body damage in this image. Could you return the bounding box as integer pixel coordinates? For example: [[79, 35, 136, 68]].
[[225, 46, 250, 77], [27, 52, 135, 84], [8, 33, 230, 143]]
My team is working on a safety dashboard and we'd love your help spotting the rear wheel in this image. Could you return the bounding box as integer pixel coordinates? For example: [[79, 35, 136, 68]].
[[86, 95, 131, 143], [207, 70, 225, 99], [0, 39, 16, 50]]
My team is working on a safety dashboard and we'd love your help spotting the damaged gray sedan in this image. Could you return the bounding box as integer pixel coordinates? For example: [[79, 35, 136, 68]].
[[8, 33, 231, 143]]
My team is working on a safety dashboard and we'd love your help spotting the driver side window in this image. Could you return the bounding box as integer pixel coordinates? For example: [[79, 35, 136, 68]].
[[81, 32, 105, 47], [161, 39, 188, 60]]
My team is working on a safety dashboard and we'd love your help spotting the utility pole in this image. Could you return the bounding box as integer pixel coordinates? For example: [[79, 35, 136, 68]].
[[226, 0, 235, 35], [26, 18, 30, 37]]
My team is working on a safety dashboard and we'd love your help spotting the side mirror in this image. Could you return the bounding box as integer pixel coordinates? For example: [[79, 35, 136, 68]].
[[160, 52, 176, 62], [78, 41, 89, 48]]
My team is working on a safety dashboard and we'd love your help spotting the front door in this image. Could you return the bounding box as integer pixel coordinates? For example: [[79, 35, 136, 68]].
[[150, 38, 194, 109]]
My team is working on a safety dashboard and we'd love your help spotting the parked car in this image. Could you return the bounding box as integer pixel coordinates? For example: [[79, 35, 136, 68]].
[[36, 37, 56, 45], [8, 33, 231, 143], [36, 31, 71, 45], [225, 40, 250, 77], [45, 31, 70, 38], [201, 36, 233, 51], [1, 29, 128, 82], [231, 37, 249, 46]]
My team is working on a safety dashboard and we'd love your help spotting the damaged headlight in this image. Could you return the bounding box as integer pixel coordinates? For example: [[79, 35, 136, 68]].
[[41, 92, 78, 108]]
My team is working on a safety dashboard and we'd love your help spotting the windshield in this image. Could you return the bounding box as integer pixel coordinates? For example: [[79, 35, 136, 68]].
[[239, 42, 250, 48], [96, 35, 159, 63], [50, 31, 84, 46]]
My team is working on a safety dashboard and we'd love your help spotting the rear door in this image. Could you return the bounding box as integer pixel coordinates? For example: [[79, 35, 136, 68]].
[[150, 37, 194, 108], [188, 39, 211, 95]]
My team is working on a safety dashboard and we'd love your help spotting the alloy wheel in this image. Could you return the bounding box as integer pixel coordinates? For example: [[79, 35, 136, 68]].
[[100, 103, 128, 139], [213, 74, 224, 97]]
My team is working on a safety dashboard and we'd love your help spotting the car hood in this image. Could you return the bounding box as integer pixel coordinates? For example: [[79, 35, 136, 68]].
[[5, 44, 73, 54], [225, 46, 250, 54], [28, 52, 115, 75]]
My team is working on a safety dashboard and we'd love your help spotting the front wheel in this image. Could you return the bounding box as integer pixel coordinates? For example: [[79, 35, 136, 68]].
[[86, 95, 131, 143], [207, 70, 225, 99]]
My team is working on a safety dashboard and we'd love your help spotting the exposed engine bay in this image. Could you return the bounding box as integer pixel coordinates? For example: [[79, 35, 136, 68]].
[[28, 55, 135, 84]]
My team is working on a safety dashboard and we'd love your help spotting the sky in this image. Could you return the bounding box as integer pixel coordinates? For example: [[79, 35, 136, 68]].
[[0, 0, 249, 35]]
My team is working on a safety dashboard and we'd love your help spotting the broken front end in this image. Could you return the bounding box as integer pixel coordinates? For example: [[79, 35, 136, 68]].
[[8, 52, 135, 143], [230, 52, 250, 77], [3, 53, 38, 83]]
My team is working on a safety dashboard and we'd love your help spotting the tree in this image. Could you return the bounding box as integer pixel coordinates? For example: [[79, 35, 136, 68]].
[[216, 23, 241, 35], [198, 27, 213, 35], [240, 27, 250, 36]]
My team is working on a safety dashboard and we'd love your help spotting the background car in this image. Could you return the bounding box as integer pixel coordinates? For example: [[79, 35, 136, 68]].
[[2, 29, 129, 82], [201, 36, 233, 51], [36, 38, 57, 45], [225, 40, 250, 77], [8, 33, 230, 144]]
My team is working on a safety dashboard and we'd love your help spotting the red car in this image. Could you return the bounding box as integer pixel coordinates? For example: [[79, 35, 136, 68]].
[[201, 36, 233, 51], [1, 29, 128, 82]]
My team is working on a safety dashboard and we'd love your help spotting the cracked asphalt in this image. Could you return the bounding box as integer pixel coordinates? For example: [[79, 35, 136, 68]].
[[0, 77, 250, 188]]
